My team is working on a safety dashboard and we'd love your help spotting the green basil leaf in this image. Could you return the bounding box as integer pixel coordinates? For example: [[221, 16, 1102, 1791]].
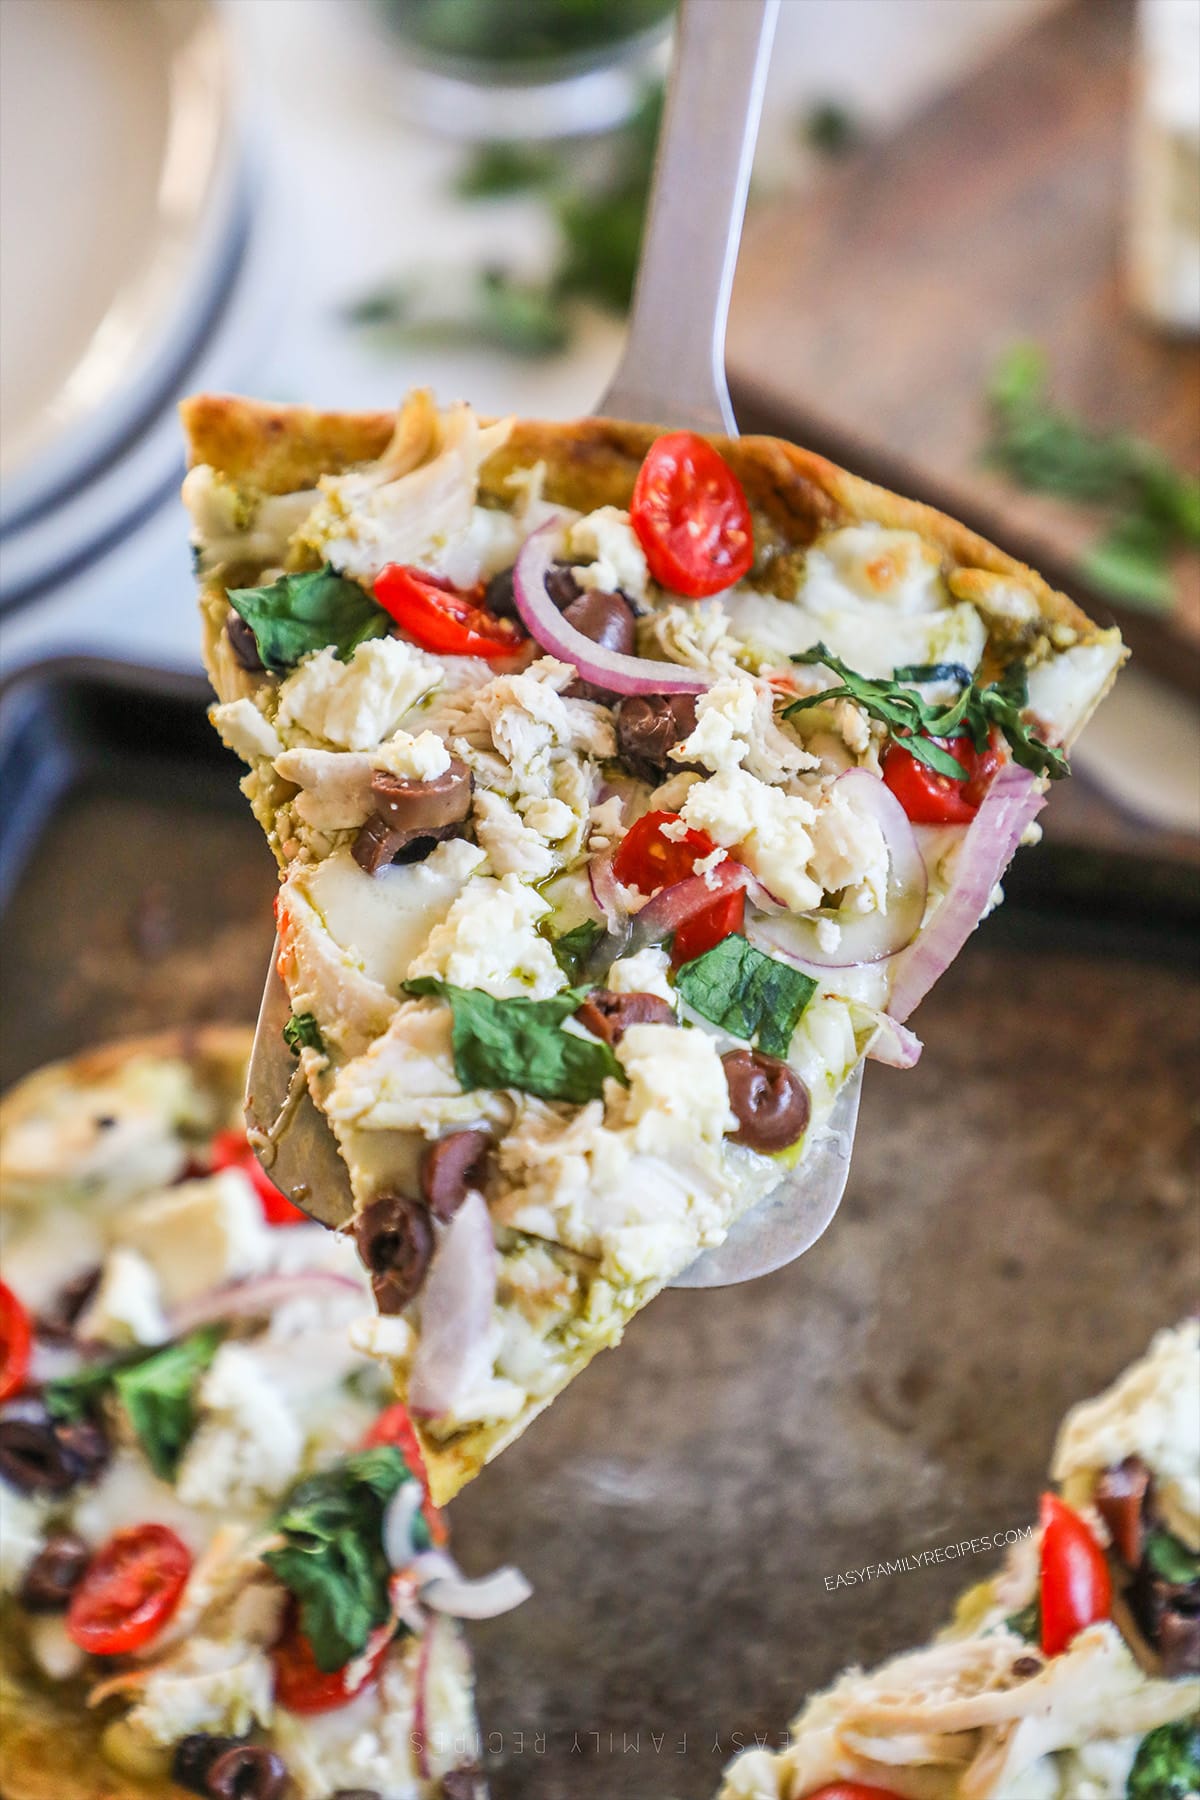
[[44, 1351, 146, 1424], [674, 935, 816, 1060], [1127, 1721, 1200, 1800], [113, 1327, 224, 1481], [786, 643, 1070, 782], [1143, 1528, 1200, 1586], [226, 565, 389, 675], [404, 977, 625, 1104], [548, 919, 604, 983], [265, 1446, 415, 1672], [891, 662, 975, 687], [283, 1011, 326, 1056]]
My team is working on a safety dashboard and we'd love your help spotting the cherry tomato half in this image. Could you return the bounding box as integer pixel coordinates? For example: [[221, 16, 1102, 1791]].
[[374, 565, 525, 661], [210, 1128, 307, 1227], [670, 885, 745, 968], [272, 1611, 392, 1714], [807, 1785, 906, 1800], [0, 1281, 32, 1403], [67, 1524, 192, 1655], [1039, 1491, 1112, 1657], [611, 811, 718, 897], [881, 730, 1004, 825], [630, 432, 754, 598], [363, 1403, 448, 1547]]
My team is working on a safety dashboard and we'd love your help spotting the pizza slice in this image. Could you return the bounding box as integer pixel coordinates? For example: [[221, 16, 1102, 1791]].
[[183, 390, 1125, 1502], [0, 1029, 525, 1800], [718, 1320, 1200, 1800]]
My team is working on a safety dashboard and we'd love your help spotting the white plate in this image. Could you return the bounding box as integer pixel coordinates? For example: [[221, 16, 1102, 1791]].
[[0, 0, 238, 529]]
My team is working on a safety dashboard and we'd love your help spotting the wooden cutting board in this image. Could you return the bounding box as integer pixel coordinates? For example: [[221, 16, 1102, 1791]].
[[728, 0, 1200, 693]]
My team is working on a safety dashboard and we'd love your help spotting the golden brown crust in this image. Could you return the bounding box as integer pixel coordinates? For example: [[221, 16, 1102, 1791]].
[[181, 394, 1114, 661]]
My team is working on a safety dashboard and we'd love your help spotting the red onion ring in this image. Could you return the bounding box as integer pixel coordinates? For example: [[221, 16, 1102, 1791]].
[[408, 1190, 496, 1419], [410, 1550, 532, 1619], [752, 768, 927, 969], [167, 1269, 363, 1335], [513, 522, 710, 696], [888, 763, 1044, 1023]]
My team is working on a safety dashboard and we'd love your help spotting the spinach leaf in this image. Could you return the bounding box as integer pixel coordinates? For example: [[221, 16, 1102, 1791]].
[[1127, 1720, 1200, 1800], [404, 977, 625, 1104], [264, 1446, 415, 1672], [548, 919, 604, 983], [226, 565, 389, 675], [1143, 1528, 1200, 1586], [786, 644, 1070, 782], [283, 1011, 326, 1056], [674, 936, 816, 1059], [45, 1329, 223, 1480], [113, 1327, 223, 1481]]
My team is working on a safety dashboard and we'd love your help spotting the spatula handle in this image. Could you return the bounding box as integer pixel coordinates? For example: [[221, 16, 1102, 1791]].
[[598, 0, 778, 435]]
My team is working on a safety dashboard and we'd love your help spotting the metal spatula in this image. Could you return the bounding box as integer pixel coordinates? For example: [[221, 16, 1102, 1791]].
[[247, 0, 863, 1285]]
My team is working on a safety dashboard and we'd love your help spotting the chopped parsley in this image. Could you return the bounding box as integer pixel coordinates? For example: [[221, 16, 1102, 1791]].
[[674, 935, 816, 1059], [264, 1446, 418, 1672], [404, 977, 625, 1105], [226, 565, 389, 674], [283, 1011, 326, 1057], [785, 644, 1070, 782]]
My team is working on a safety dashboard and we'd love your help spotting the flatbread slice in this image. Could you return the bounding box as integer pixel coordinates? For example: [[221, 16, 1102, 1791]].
[[718, 1321, 1200, 1800], [183, 390, 1125, 1503], [0, 1029, 504, 1800]]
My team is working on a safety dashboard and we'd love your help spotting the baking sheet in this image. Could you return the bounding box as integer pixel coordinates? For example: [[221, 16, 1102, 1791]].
[[2, 659, 1197, 1799]]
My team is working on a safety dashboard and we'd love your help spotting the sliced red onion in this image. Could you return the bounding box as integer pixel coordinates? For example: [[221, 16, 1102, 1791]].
[[627, 859, 753, 953], [513, 522, 710, 696], [410, 1549, 532, 1619], [408, 1190, 496, 1418], [588, 851, 628, 933], [383, 1480, 427, 1569], [168, 1269, 363, 1335], [865, 1012, 924, 1068], [888, 764, 1044, 1023], [752, 768, 928, 969]]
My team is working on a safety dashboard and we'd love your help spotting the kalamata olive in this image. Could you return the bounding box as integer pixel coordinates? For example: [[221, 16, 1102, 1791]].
[[44, 1266, 102, 1331], [721, 1050, 810, 1153], [484, 566, 517, 618], [561, 589, 637, 700], [372, 761, 473, 834], [19, 1531, 90, 1611], [0, 1398, 109, 1494], [421, 1130, 492, 1220], [206, 1744, 287, 1800], [171, 1734, 248, 1795], [1094, 1455, 1153, 1567], [545, 563, 582, 610], [575, 990, 676, 1046], [615, 693, 699, 779], [331, 1792, 384, 1800], [354, 1196, 434, 1313], [226, 611, 264, 673]]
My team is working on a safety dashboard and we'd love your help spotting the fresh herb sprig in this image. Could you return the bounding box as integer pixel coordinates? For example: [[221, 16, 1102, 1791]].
[[985, 344, 1200, 615], [404, 978, 625, 1104], [785, 645, 1069, 782]]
